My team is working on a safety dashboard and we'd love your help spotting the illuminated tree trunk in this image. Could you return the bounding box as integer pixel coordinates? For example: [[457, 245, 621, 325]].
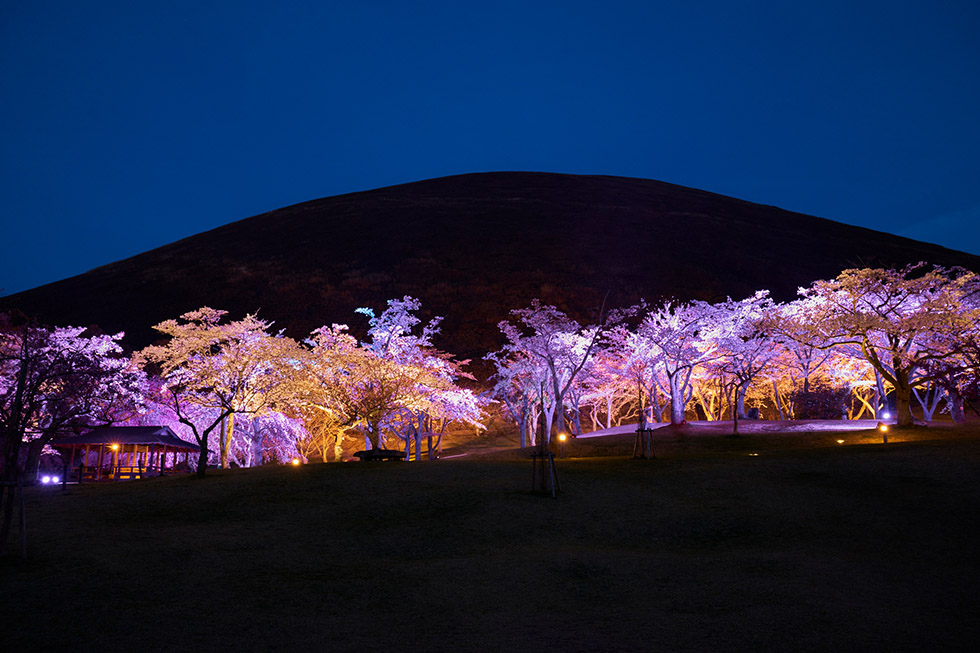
[[667, 370, 690, 425], [735, 380, 751, 419], [947, 391, 966, 424], [333, 432, 344, 462], [772, 380, 786, 420], [893, 367, 915, 426], [220, 414, 236, 469]]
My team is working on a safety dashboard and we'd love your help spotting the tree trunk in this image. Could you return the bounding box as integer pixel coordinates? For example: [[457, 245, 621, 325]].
[[736, 380, 751, 419], [893, 367, 914, 426], [196, 442, 209, 478], [874, 370, 887, 419], [772, 380, 785, 420], [220, 413, 236, 469], [947, 390, 966, 424], [0, 482, 16, 557], [23, 439, 46, 483], [668, 373, 686, 425]]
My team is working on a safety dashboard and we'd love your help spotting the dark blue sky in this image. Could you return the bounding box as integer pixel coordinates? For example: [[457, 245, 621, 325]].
[[3, 1, 979, 295]]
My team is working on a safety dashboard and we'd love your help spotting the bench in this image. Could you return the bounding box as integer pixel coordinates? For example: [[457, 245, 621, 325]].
[[353, 449, 405, 462]]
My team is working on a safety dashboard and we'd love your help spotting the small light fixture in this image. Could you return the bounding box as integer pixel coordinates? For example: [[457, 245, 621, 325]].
[[878, 423, 889, 433], [291, 458, 300, 466], [41, 475, 51, 484], [836, 439, 845, 444], [111, 443, 119, 451]]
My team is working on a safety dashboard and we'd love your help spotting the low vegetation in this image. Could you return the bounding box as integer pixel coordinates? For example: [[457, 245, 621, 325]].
[[4, 425, 980, 651]]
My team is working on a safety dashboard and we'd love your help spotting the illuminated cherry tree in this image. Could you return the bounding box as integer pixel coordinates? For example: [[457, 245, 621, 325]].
[[0, 314, 131, 553], [493, 300, 606, 446], [789, 265, 980, 426], [486, 349, 545, 447], [136, 308, 304, 476], [300, 297, 485, 456], [712, 292, 782, 420], [632, 300, 730, 425]]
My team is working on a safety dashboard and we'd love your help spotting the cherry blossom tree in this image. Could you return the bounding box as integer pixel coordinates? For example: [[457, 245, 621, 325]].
[[713, 292, 782, 420], [486, 349, 544, 447], [494, 300, 607, 447], [789, 264, 980, 426], [0, 314, 130, 553], [136, 308, 304, 476], [300, 297, 485, 456], [634, 300, 729, 425], [231, 411, 309, 467]]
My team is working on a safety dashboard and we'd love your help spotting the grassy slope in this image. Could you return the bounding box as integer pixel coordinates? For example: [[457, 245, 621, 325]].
[[4, 430, 980, 652]]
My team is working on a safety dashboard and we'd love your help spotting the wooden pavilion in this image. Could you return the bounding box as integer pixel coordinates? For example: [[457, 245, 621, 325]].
[[51, 426, 200, 482]]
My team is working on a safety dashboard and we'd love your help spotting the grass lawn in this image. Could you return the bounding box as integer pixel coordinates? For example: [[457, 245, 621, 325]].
[[4, 426, 980, 651]]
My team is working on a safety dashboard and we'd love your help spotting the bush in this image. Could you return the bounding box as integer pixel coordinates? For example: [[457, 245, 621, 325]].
[[790, 384, 850, 420]]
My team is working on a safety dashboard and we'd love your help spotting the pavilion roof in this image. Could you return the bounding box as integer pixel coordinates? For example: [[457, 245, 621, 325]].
[[50, 426, 200, 452]]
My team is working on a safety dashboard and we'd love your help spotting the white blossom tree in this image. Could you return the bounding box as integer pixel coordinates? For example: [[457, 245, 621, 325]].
[[494, 300, 606, 447]]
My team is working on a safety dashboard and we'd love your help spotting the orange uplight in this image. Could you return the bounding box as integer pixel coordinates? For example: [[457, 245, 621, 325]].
[[837, 439, 845, 444], [558, 433, 567, 442], [878, 423, 889, 433], [291, 458, 300, 466]]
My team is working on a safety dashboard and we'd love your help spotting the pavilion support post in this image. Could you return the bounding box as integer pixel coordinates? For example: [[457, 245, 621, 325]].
[[97, 444, 106, 481]]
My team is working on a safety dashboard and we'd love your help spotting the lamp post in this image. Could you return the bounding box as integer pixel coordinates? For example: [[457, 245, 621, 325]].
[[558, 432, 567, 458]]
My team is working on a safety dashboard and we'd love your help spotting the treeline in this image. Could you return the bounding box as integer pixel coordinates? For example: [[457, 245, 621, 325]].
[[488, 264, 980, 446], [3, 262, 979, 493]]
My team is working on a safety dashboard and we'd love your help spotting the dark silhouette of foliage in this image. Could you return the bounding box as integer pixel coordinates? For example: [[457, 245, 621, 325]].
[[789, 384, 850, 420]]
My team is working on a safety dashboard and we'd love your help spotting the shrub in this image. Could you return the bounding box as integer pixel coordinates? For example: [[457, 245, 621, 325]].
[[790, 384, 850, 420]]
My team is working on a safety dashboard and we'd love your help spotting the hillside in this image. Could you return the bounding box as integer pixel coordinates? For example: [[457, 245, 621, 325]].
[[3, 172, 978, 365]]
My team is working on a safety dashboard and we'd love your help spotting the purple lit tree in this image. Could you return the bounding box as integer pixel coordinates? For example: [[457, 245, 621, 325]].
[[634, 300, 728, 425], [0, 314, 130, 553], [493, 300, 606, 447]]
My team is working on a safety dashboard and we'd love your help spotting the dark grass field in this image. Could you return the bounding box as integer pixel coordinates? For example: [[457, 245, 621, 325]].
[[4, 427, 980, 652]]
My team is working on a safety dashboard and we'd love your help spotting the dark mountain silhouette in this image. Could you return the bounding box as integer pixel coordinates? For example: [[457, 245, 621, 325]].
[[3, 172, 978, 367]]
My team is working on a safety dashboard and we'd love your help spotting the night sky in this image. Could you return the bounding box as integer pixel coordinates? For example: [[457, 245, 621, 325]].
[[2, 1, 979, 295]]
